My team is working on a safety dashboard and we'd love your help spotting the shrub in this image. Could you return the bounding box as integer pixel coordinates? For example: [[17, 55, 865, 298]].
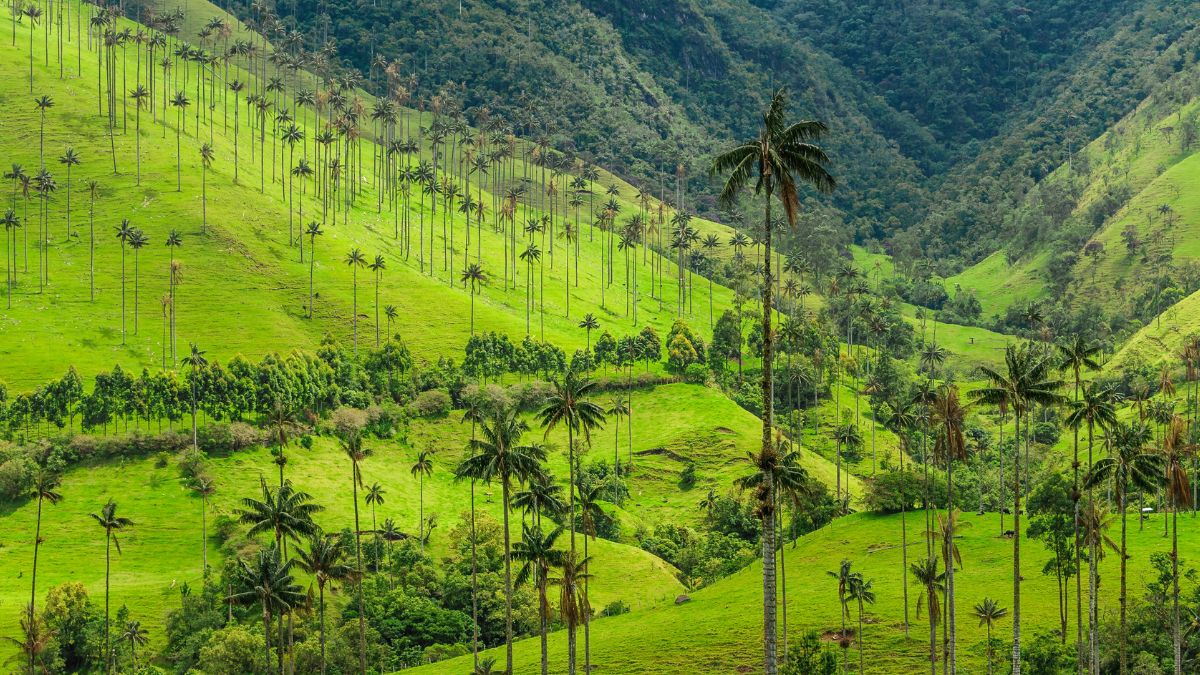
[[331, 406, 369, 438], [683, 362, 708, 384], [407, 390, 452, 419], [197, 422, 262, 454], [599, 600, 630, 617], [153, 451, 172, 469], [0, 454, 33, 500], [366, 402, 408, 440], [298, 434, 314, 450], [863, 470, 925, 514], [679, 462, 697, 489], [507, 381, 554, 411]]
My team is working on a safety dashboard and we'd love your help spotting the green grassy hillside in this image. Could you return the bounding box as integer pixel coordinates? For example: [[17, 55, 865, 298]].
[[414, 510, 1200, 674], [1, 382, 851, 656], [0, 0, 743, 392]]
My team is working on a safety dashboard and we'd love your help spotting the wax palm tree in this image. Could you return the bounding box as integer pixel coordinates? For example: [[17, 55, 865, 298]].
[[520, 243, 540, 334], [850, 574, 876, 673], [578, 313, 599, 352], [344, 248, 366, 354], [236, 479, 324, 555], [972, 344, 1065, 674], [931, 385, 968, 673], [455, 408, 548, 674], [90, 499, 133, 675], [552, 550, 593, 675], [827, 558, 855, 663], [411, 450, 434, 553], [2, 209, 17, 308], [384, 305, 397, 342], [228, 545, 304, 675], [355, 481, 383, 568], [34, 96, 53, 169], [128, 229, 148, 335], [513, 524, 565, 675], [364, 252, 384, 345], [512, 474, 566, 528], [1085, 421, 1162, 675], [182, 344, 207, 451], [129, 85, 149, 184], [198, 143, 214, 233], [25, 467, 60, 673], [305, 221, 322, 318], [170, 91, 190, 191], [296, 533, 352, 675], [56, 148, 78, 238], [191, 477, 215, 573], [1160, 415, 1195, 675], [913, 557, 945, 675], [575, 480, 607, 672], [539, 369, 606, 556], [973, 598, 1008, 675], [341, 431, 370, 674], [1058, 336, 1102, 665], [712, 91, 835, 674], [115, 219, 134, 343], [120, 620, 148, 672], [22, 5, 40, 91], [1079, 501, 1118, 673], [461, 263, 487, 335], [605, 395, 629, 477]]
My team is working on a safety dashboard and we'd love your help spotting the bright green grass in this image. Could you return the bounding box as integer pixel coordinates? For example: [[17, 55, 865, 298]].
[[1108, 286, 1200, 371], [416, 509, 1200, 674], [0, 383, 858, 659], [0, 0, 743, 392], [944, 249, 1050, 320], [898, 304, 1013, 374]]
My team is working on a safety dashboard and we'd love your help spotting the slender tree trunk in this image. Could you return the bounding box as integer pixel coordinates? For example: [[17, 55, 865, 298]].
[[351, 466, 366, 675], [760, 188, 778, 675], [503, 476, 514, 675], [1012, 412, 1023, 675]]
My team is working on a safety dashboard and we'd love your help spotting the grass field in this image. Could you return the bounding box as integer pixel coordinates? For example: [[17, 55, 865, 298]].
[[0, 0, 745, 392], [414, 509, 1200, 674], [0, 383, 857, 659]]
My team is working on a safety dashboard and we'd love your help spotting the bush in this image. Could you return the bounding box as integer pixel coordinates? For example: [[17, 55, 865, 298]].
[[154, 451, 172, 468], [196, 422, 263, 454], [863, 470, 925, 514], [366, 402, 408, 440], [683, 362, 708, 384], [599, 600, 630, 617], [507, 381, 554, 411], [0, 454, 33, 500], [407, 390, 452, 418], [679, 462, 697, 490], [330, 406, 369, 438]]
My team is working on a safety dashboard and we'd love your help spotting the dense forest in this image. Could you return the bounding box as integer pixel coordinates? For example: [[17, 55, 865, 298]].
[[221, 0, 1200, 269]]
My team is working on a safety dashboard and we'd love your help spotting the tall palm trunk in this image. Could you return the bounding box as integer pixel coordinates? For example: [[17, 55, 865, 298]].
[[1119, 485, 1128, 675], [29, 495, 46, 675], [760, 187, 779, 675], [103, 532, 112, 674], [351, 467, 366, 675], [502, 475, 514, 674], [1012, 411, 1023, 675]]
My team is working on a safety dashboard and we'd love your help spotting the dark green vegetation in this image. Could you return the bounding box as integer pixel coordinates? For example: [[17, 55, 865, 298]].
[[5, 0, 1200, 674], [252, 0, 1200, 267]]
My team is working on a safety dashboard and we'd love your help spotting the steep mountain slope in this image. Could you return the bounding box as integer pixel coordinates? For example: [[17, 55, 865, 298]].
[[0, 1, 745, 390]]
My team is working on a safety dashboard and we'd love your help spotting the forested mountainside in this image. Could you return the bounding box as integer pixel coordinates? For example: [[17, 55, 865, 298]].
[[218, 0, 1200, 269]]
